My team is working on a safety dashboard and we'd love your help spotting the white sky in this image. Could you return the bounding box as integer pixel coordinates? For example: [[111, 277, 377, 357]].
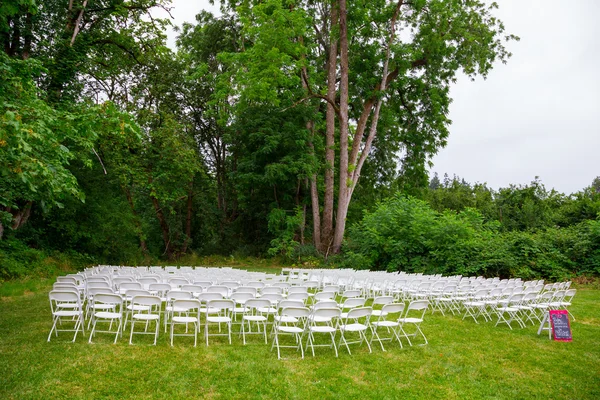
[[160, 0, 600, 195]]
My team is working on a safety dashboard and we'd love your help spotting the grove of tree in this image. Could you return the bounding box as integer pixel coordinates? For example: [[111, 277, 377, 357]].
[[1, 1, 598, 279]]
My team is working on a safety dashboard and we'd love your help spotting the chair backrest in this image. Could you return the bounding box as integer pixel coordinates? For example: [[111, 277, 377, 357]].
[[198, 292, 223, 302], [312, 307, 341, 320], [260, 293, 283, 304], [380, 303, 405, 316], [231, 292, 255, 303], [313, 300, 338, 310], [314, 291, 335, 301], [245, 298, 271, 310], [131, 295, 162, 307], [87, 282, 111, 290], [262, 287, 283, 295], [407, 300, 429, 312], [88, 287, 114, 297], [563, 289, 576, 301], [278, 300, 304, 310], [288, 286, 308, 294], [49, 290, 80, 303], [322, 285, 340, 293], [341, 289, 361, 298], [193, 281, 213, 289], [94, 293, 123, 306], [341, 297, 366, 309], [207, 299, 234, 311], [281, 306, 310, 318], [287, 292, 309, 302], [56, 276, 77, 284], [207, 286, 229, 297], [125, 289, 151, 299], [172, 299, 201, 313], [221, 281, 240, 290], [247, 281, 265, 289], [372, 296, 393, 306], [138, 277, 160, 285], [167, 291, 193, 301], [235, 287, 258, 296], [181, 285, 204, 294], [120, 282, 142, 291], [345, 306, 372, 320]]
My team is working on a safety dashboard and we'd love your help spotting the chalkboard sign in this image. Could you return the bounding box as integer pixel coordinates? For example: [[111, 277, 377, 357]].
[[549, 310, 572, 342]]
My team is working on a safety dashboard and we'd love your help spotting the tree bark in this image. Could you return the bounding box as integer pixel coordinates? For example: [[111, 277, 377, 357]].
[[321, 0, 339, 254], [123, 186, 148, 254], [332, 0, 350, 254], [181, 181, 194, 255]]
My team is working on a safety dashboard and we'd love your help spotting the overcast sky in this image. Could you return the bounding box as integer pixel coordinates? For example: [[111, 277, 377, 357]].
[[160, 0, 600, 195]]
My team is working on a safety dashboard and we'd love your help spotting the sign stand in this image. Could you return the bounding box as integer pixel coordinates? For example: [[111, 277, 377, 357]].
[[537, 312, 552, 339]]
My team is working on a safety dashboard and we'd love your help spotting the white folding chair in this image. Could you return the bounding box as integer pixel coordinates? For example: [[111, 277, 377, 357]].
[[129, 295, 162, 345], [271, 306, 310, 359], [48, 291, 84, 342], [241, 298, 271, 345], [205, 299, 234, 346], [370, 303, 405, 351], [495, 293, 525, 329], [338, 306, 372, 355], [306, 307, 341, 357], [170, 299, 201, 347], [89, 293, 123, 344], [164, 291, 194, 332], [397, 300, 429, 346]]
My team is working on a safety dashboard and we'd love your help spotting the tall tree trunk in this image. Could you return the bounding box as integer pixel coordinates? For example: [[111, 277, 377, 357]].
[[181, 181, 194, 255], [332, 0, 350, 254], [10, 201, 32, 230], [321, 0, 339, 254], [123, 186, 148, 254], [151, 195, 173, 259]]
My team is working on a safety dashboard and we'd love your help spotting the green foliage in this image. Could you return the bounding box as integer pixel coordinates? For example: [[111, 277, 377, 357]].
[[0, 238, 94, 281], [346, 194, 600, 279]]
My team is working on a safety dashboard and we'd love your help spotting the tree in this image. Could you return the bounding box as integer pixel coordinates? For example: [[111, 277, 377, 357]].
[[220, 0, 516, 254]]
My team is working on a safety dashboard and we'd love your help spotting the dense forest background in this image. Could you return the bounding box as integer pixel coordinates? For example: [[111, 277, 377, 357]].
[[1, 1, 598, 281]]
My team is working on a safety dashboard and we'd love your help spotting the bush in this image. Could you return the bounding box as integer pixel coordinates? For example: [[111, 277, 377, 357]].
[[344, 194, 600, 279]]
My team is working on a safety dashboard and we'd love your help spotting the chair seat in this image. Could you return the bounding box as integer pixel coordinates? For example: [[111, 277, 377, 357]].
[[371, 320, 398, 328], [398, 317, 423, 324], [172, 316, 198, 323], [95, 311, 121, 319], [53, 310, 81, 317], [206, 316, 231, 323], [340, 323, 367, 332], [309, 326, 336, 333], [371, 310, 388, 317], [277, 326, 303, 334], [243, 315, 267, 322], [133, 313, 159, 321]]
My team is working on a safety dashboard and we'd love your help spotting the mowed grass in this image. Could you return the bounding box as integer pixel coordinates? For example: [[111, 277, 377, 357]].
[[1, 278, 599, 399]]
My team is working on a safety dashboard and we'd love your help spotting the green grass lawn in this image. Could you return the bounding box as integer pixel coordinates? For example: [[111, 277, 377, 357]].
[[1, 277, 599, 399]]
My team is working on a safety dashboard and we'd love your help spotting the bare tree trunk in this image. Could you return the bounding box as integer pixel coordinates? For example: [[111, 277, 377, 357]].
[[332, 0, 350, 254], [151, 195, 173, 259], [181, 181, 194, 255], [321, 0, 339, 254], [123, 187, 148, 254], [310, 175, 321, 250], [10, 202, 32, 230]]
